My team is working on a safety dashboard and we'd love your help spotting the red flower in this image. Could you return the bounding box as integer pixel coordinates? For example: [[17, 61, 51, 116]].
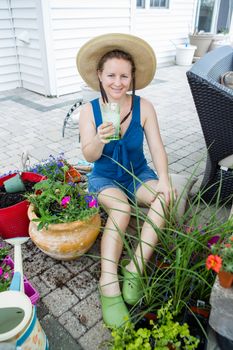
[[206, 254, 222, 273]]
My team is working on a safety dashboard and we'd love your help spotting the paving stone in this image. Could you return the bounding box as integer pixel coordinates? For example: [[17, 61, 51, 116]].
[[88, 261, 101, 281], [41, 314, 83, 350], [31, 276, 52, 297], [62, 255, 94, 274], [67, 271, 97, 300], [78, 320, 111, 350], [40, 263, 74, 289], [72, 291, 102, 329], [43, 286, 79, 317], [23, 252, 57, 279], [36, 299, 50, 320], [59, 311, 87, 339]]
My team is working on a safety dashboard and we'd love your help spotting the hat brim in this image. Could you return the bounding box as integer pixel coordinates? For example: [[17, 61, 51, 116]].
[[76, 33, 156, 91]]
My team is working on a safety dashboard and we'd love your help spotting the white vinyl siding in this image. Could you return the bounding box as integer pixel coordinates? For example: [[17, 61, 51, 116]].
[[0, 1, 19, 91], [48, 0, 131, 96], [134, 0, 196, 66]]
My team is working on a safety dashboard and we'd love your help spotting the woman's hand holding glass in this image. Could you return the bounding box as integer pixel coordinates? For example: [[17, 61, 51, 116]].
[[97, 122, 116, 144]]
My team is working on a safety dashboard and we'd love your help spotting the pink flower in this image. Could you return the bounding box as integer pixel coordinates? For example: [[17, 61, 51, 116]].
[[4, 272, 10, 280], [61, 196, 71, 207], [88, 199, 98, 208], [0, 267, 3, 276], [206, 254, 222, 273]]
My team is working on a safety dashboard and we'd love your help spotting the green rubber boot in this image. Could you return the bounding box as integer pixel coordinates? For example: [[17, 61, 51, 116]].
[[100, 293, 130, 328], [121, 259, 144, 305]]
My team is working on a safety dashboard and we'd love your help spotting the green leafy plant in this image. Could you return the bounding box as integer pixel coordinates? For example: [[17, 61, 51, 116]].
[[110, 163, 232, 318], [109, 299, 199, 350], [25, 156, 98, 230], [0, 244, 13, 292]]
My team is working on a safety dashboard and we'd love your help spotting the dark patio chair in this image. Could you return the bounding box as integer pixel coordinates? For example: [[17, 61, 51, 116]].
[[186, 45, 233, 203]]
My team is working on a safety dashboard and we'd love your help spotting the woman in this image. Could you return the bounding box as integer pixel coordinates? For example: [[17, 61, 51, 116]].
[[77, 33, 174, 328]]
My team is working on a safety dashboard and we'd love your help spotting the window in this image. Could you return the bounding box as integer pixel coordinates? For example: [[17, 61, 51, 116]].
[[150, 0, 169, 8], [137, 0, 145, 8], [136, 0, 169, 9], [195, 0, 232, 33]]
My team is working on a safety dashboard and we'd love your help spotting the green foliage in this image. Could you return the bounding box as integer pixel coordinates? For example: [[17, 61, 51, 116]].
[[0, 245, 12, 292], [116, 168, 232, 315], [25, 156, 98, 229], [109, 300, 199, 350], [28, 154, 68, 182]]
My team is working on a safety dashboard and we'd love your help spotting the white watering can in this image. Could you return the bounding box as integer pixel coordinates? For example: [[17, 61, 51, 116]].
[[0, 238, 49, 349]]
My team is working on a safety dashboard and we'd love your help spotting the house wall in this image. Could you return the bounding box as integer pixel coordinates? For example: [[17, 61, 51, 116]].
[[47, 0, 132, 96], [0, 0, 198, 96], [0, 0, 49, 95], [132, 0, 197, 67], [0, 0, 20, 91]]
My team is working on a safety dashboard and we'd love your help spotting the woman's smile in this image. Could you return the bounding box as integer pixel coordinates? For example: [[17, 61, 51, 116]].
[[98, 58, 132, 101]]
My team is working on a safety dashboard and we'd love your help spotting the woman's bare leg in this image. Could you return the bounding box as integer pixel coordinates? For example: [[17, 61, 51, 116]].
[[126, 180, 167, 273], [98, 188, 131, 296]]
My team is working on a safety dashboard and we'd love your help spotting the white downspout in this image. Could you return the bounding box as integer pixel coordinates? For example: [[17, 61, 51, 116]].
[[35, 0, 57, 97]]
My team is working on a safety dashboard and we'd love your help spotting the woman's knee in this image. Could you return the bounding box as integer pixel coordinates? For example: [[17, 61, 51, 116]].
[[109, 202, 131, 219], [150, 193, 167, 210]]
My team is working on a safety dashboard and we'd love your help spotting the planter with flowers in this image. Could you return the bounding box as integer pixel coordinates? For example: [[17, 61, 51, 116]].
[[206, 235, 233, 288], [26, 157, 101, 260]]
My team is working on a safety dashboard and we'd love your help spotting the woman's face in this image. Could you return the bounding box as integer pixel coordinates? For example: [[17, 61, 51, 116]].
[[98, 58, 132, 101]]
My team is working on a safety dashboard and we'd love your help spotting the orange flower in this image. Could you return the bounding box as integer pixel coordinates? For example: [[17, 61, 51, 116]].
[[206, 254, 222, 273], [230, 236, 233, 241], [225, 243, 231, 248]]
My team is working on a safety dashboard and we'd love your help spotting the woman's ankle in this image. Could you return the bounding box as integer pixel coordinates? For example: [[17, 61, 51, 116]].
[[99, 276, 121, 297], [126, 259, 144, 274]]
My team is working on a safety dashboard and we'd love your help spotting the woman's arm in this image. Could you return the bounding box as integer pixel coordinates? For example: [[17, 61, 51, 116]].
[[79, 102, 115, 162]]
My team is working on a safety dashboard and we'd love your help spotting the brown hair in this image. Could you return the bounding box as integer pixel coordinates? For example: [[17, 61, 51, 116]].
[[97, 50, 136, 124]]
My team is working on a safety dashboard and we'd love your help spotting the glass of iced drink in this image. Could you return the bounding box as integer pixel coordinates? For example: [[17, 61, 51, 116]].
[[101, 102, 120, 140]]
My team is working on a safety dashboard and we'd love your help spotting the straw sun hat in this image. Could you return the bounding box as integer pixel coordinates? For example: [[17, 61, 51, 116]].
[[76, 33, 156, 91]]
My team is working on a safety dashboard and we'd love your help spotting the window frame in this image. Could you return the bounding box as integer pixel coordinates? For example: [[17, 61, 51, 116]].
[[136, 0, 170, 10]]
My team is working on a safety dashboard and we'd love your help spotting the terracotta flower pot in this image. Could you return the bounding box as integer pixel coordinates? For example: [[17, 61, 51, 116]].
[[218, 270, 233, 288], [28, 204, 101, 260]]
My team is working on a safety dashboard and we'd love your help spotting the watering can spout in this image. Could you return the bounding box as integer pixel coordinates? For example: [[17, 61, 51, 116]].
[[9, 272, 21, 292], [0, 343, 16, 349]]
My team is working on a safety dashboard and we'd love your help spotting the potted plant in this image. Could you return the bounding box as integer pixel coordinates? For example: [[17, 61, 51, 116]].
[[189, 30, 214, 58], [108, 299, 199, 349], [127, 197, 227, 316], [206, 235, 233, 288], [0, 171, 44, 239], [26, 156, 101, 260]]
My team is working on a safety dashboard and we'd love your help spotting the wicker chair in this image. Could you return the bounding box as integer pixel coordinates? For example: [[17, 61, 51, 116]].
[[187, 45, 233, 203]]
